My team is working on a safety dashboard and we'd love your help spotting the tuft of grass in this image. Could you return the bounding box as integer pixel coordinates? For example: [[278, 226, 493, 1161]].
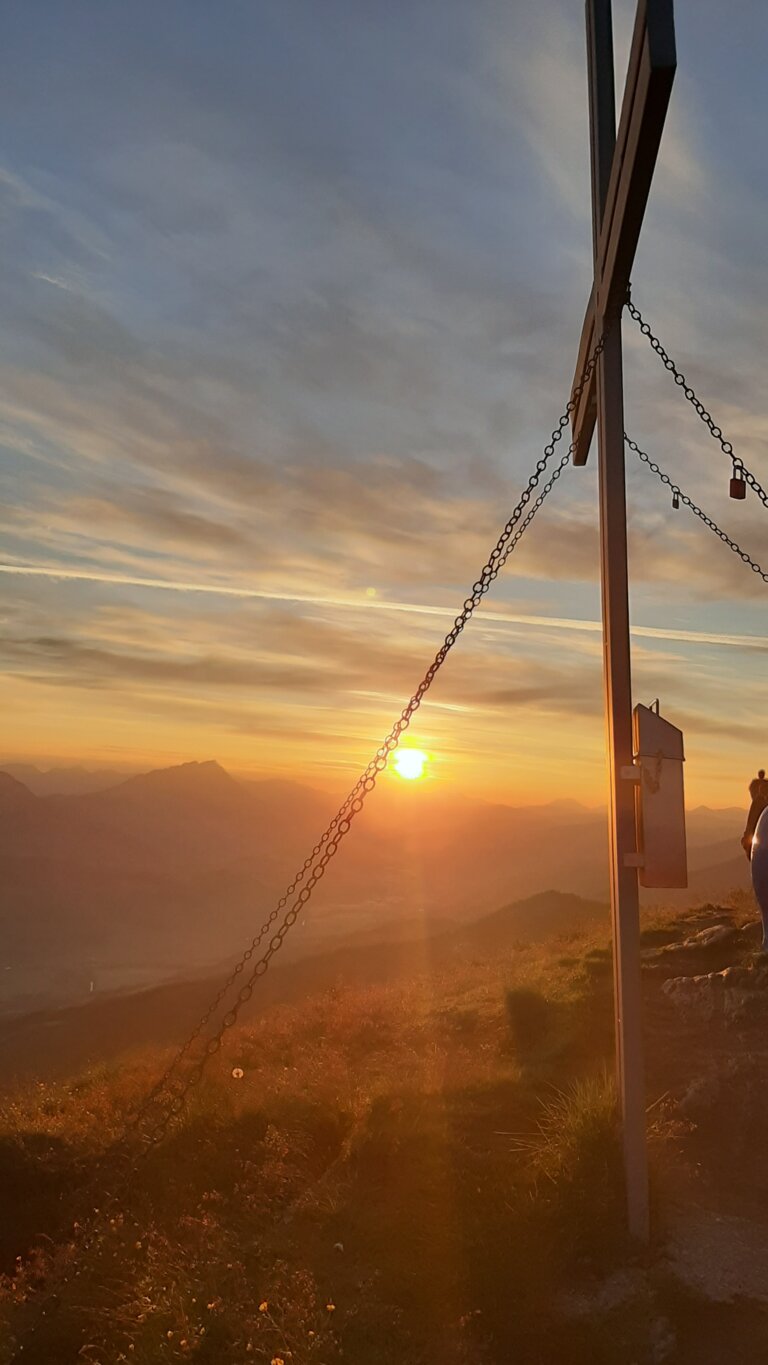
[[523, 1073, 625, 1265]]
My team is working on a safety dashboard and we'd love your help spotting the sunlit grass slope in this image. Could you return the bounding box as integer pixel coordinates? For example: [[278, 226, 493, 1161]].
[[0, 909, 707, 1364]]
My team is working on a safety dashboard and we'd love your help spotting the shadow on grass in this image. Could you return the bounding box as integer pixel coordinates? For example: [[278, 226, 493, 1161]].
[[504, 976, 614, 1077], [0, 1132, 78, 1272], [335, 1070, 626, 1363]]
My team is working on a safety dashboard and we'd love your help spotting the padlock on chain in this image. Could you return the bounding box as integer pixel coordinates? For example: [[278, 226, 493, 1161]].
[[730, 462, 746, 500]]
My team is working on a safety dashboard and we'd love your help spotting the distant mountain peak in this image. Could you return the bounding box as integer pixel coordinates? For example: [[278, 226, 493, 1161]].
[[0, 770, 35, 809], [0, 763, 130, 796], [107, 759, 240, 800], [178, 760, 228, 778]]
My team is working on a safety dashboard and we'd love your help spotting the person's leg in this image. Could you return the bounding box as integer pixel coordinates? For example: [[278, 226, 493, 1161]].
[[751, 808, 768, 952]]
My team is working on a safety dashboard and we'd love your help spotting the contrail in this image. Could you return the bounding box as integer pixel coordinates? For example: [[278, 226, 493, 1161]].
[[0, 559, 764, 652]]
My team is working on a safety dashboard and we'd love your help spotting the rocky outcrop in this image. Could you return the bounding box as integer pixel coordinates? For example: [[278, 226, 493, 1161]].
[[662, 959, 768, 1025], [655, 921, 738, 959]]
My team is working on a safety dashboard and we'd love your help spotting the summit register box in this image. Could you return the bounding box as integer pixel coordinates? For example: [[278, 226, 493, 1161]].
[[632, 702, 688, 889]]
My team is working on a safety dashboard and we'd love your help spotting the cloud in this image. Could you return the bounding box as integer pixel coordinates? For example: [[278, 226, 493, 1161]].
[[0, 617, 602, 727], [2, 560, 766, 655], [50, 489, 258, 558]]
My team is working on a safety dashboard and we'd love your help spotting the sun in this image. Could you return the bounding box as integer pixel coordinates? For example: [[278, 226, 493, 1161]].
[[393, 748, 428, 781]]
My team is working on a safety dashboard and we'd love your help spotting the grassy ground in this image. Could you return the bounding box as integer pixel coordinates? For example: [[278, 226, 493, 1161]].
[[1, 899, 765, 1363]]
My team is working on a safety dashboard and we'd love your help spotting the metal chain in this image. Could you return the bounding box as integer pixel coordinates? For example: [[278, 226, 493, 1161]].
[[128, 329, 609, 1154], [626, 296, 768, 510], [123, 776, 369, 1136], [625, 432, 768, 584], [13, 335, 609, 1356]]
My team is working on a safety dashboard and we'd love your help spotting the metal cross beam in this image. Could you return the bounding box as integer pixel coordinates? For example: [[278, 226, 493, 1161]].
[[571, 0, 676, 466], [571, 0, 676, 1243]]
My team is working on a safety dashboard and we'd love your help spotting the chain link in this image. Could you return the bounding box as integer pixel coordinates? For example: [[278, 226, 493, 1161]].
[[127, 328, 609, 1154], [626, 297, 768, 510], [625, 432, 768, 584]]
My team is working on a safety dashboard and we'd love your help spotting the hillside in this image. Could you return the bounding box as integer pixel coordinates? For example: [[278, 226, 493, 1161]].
[[2, 894, 768, 1363], [0, 762, 750, 1016], [0, 890, 608, 1087]]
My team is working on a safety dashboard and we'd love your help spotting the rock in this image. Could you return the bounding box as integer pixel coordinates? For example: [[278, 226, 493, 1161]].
[[684, 923, 737, 950], [663, 963, 768, 1025], [655, 922, 737, 961], [649, 1315, 676, 1364], [739, 920, 763, 946], [723, 961, 768, 1021], [677, 1073, 721, 1118], [724, 985, 768, 1024], [723, 988, 753, 1023], [662, 972, 724, 1022]]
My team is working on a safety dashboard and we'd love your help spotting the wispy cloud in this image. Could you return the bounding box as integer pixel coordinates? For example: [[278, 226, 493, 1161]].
[[1, 559, 765, 654]]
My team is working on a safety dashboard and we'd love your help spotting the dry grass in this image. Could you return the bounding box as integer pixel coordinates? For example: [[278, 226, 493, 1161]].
[[0, 914, 691, 1364]]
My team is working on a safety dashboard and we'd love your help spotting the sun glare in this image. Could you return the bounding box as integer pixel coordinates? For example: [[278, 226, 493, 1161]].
[[393, 748, 428, 781]]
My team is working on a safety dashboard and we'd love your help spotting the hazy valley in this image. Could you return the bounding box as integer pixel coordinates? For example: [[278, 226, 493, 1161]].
[[0, 759, 750, 1018]]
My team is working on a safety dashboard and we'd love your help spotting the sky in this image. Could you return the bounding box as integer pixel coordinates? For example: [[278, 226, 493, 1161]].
[[0, 0, 766, 807]]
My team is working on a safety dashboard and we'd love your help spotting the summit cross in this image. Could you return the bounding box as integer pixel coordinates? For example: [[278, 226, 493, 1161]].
[[570, 0, 676, 1242]]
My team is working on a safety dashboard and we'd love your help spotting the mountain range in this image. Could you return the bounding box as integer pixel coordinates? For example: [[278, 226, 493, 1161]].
[[0, 760, 750, 1016]]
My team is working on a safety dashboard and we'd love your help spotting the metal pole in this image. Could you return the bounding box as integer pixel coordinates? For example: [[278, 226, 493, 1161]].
[[596, 323, 649, 1242], [587, 0, 649, 1242]]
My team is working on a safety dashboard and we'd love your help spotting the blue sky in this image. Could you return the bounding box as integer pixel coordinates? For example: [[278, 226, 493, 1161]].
[[0, 0, 765, 804]]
